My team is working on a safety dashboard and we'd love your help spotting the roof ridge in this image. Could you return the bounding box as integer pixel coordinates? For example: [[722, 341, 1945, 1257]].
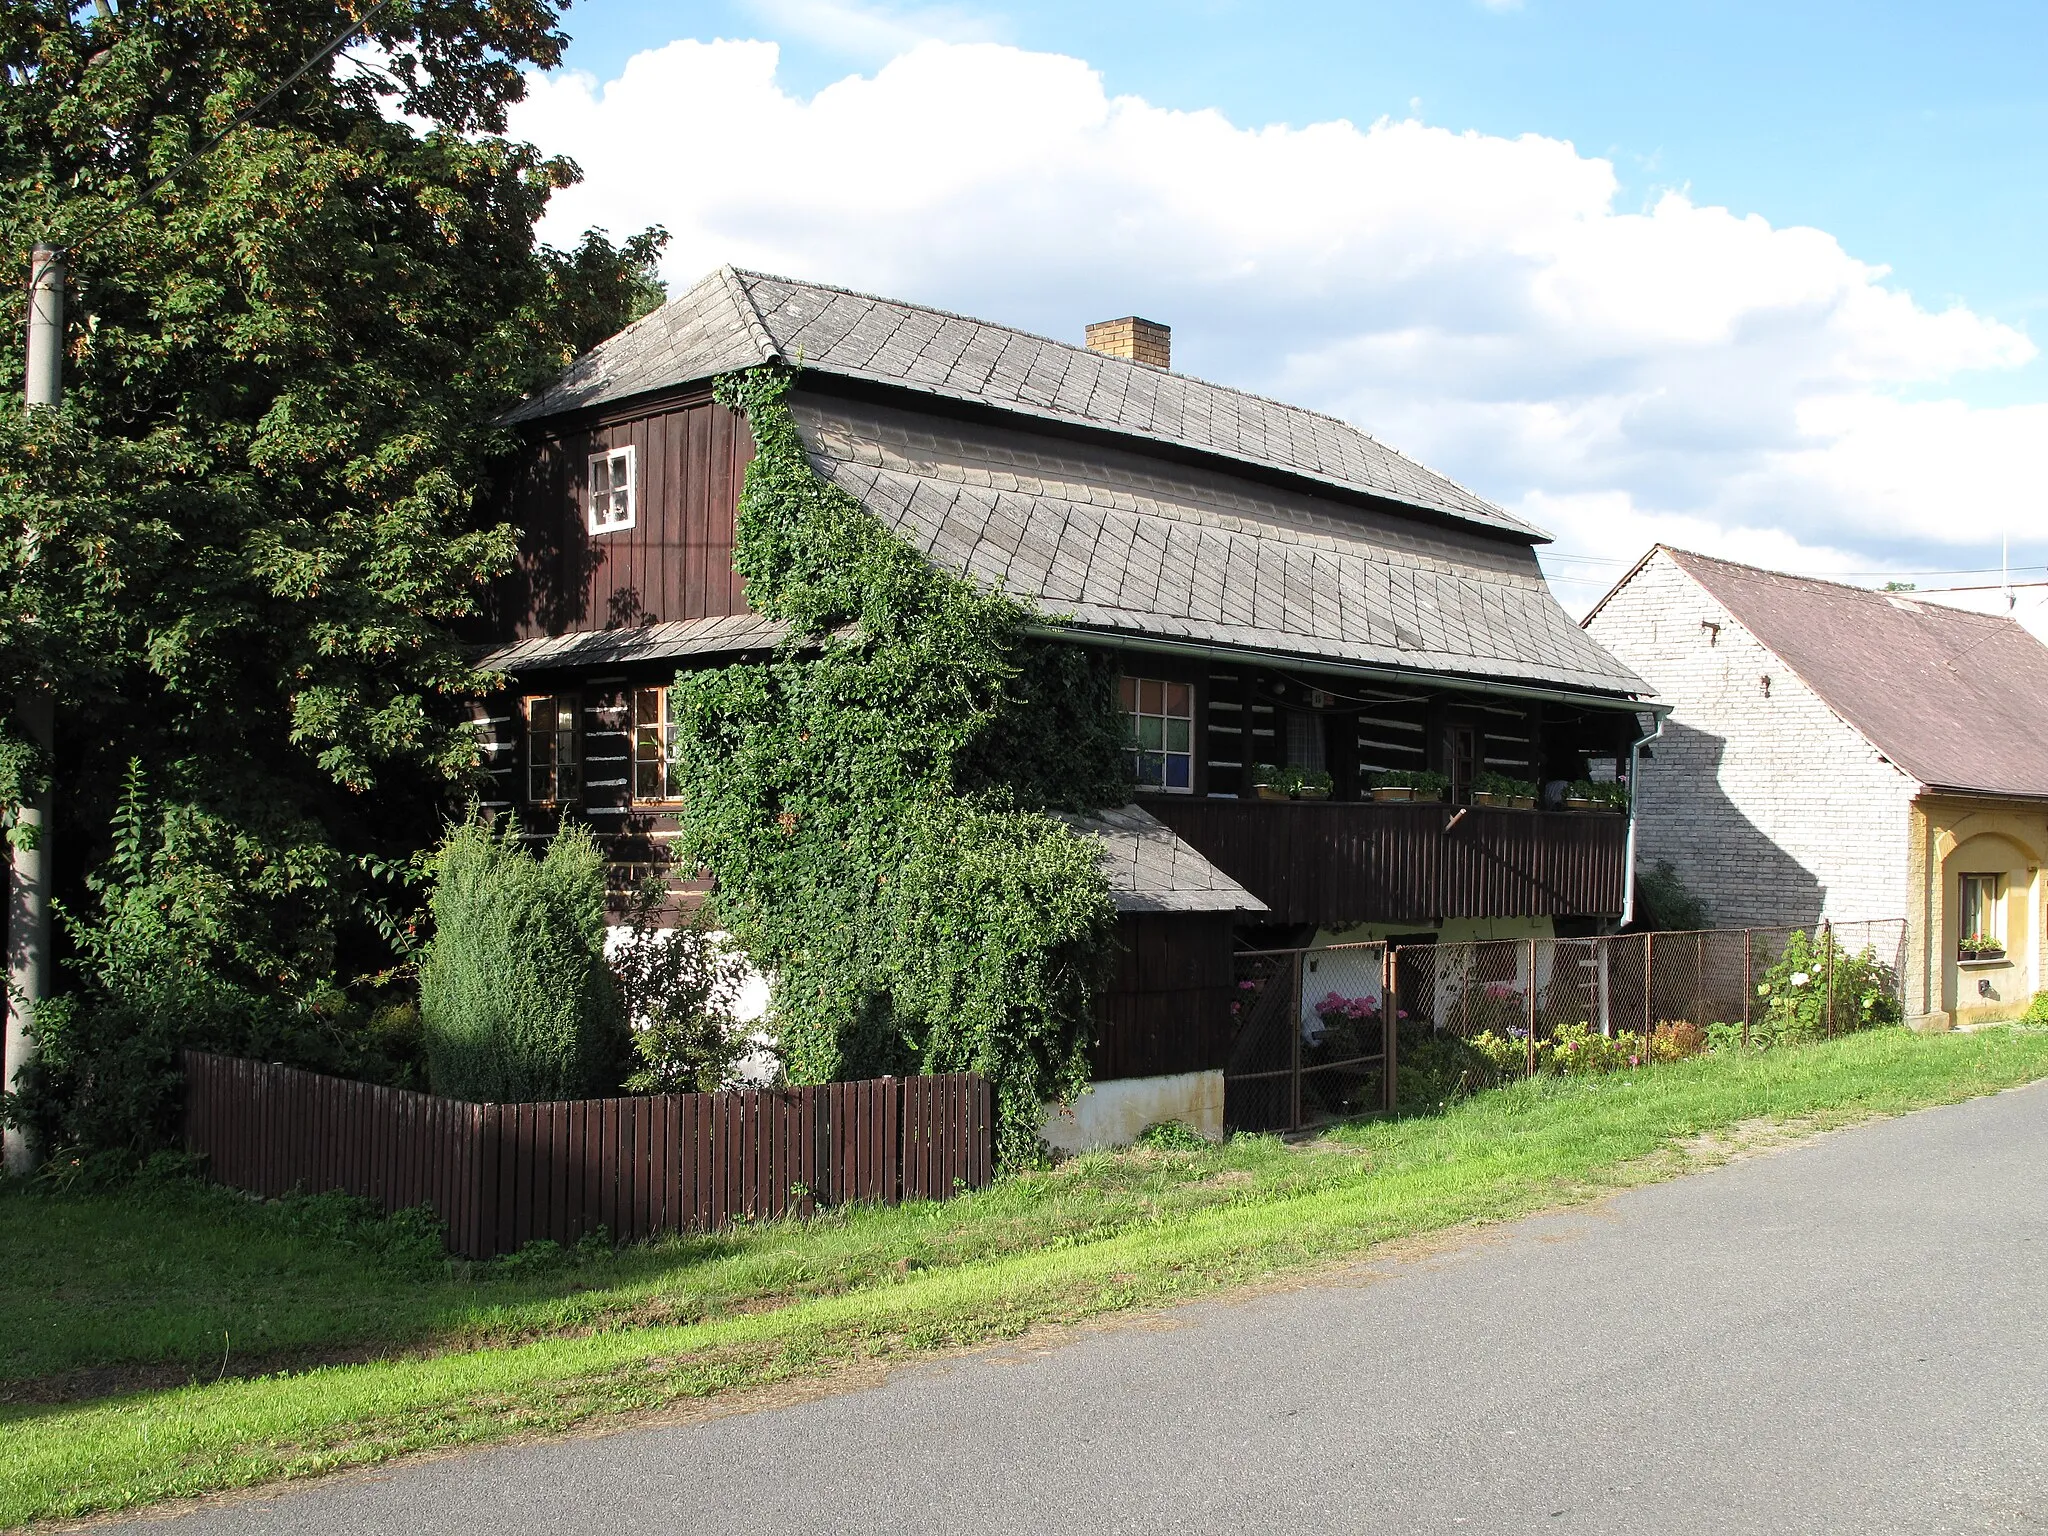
[[1666, 544, 2020, 628], [728, 266, 1473, 480], [718, 264, 784, 366]]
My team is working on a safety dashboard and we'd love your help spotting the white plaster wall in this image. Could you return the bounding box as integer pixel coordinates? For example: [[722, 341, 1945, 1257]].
[[1586, 552, 1915, 929], [1041, 1070, 1225, 1154]]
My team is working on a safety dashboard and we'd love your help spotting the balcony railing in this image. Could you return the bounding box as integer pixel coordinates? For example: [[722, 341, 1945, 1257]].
[[1145, 798, 1628, 928]]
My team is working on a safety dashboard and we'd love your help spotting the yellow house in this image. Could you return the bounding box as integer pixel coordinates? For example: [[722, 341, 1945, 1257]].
[[1585, 547, 2048, 1029]]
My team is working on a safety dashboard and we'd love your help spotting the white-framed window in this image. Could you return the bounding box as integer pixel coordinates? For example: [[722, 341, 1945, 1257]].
[[1122, 675, 1193, 792], [1959, 873, 2005, 954], [587, 444, 636, 534], [632, 686, 681, 803], [525, 694, 580, 804]]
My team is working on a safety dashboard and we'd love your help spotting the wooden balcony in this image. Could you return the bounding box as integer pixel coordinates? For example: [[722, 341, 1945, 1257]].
[[1145, 798, 1628, 928]]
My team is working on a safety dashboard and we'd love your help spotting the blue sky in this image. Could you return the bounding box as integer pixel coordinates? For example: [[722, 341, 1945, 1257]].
[[516, 1, 2048, 607]]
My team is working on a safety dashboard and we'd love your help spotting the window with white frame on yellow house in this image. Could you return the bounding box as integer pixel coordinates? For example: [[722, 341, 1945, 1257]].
[[1959, 872, 2006, 959]]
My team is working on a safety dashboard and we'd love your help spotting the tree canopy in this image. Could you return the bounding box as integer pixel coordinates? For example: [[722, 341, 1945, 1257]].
[[0, 0, 664, 992]]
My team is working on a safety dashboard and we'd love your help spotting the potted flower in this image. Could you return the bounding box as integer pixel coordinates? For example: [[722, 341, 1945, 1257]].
[[1473, 771, 1538, 808], [1250, 763, 1289, 803], [1295, 767, 1334, 801], [1959, 933, 2006, 962], [1567, 779, 1628, 812], [1369, 769, 1447, 803]]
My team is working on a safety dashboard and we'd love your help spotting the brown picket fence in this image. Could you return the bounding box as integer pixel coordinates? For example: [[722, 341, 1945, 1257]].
[[181, 1051, 994, 1258]]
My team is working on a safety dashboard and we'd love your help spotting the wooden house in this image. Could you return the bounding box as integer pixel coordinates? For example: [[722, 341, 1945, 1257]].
[[478, 268, 1655, 1111]]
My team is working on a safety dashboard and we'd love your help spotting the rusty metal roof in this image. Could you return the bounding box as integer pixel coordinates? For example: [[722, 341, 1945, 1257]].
[[1657, 547, 2048, 799]]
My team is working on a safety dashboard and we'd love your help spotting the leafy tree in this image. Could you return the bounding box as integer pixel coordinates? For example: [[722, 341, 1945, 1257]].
[[417, 814, 627, 1102], [0, 0, 666, 1152]]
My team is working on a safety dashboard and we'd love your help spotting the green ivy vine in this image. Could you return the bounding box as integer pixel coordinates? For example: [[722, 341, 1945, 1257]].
[[671, 365, 1132, 1167]]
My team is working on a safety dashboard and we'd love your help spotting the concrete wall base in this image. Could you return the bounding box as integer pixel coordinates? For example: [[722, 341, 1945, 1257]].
[[1042, 1070, 1224, 1155], [1906, 1011, 1953, 1033]]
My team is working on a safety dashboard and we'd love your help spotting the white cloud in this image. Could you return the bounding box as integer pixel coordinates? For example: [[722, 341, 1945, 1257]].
[[744, 0, 1006, 58], [510, 37, 2045, 597]]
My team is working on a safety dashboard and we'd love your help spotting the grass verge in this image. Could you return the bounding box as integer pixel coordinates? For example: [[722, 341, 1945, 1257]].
[[4, 1024, 2046, 1527]]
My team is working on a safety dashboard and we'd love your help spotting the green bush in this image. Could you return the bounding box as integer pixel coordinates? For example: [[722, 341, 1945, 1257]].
[[674, 367, 1126, 1169], [1751, 929, 1902, 1045], [1632, 860, 1708, 932], [416, 815, 628, 1103], [613, 881, 755, 1094], [2022, 992, 2048, 1026], [0, 765, 413, 1166]]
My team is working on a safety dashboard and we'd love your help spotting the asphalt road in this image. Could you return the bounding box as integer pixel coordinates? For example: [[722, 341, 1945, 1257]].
[[116, 1081, 2048, 1535]]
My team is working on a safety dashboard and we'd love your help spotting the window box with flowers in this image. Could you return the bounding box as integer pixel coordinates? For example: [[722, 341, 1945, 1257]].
[[1957, 874, 2007, 964], [1370, 769, 1449, 803], [1472, 771, 1539, 809]]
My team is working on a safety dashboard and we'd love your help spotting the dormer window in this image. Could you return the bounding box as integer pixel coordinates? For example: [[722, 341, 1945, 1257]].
[[588, 445, 636, 534]]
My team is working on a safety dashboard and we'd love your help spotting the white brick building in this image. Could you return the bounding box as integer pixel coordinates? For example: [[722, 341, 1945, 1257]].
[[1586, 547, 2048, 1028]]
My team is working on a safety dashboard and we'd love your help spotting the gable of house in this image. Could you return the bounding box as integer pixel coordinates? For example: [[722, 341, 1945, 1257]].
[[1584, 547, 1914, 928]]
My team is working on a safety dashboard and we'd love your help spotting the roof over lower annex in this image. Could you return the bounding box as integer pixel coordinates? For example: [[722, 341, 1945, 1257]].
[[500, 266, 1540, 542], [1594, 546, 2048, 799], [797, 395, 1646, 698], [1053, 805, 1268, 915]]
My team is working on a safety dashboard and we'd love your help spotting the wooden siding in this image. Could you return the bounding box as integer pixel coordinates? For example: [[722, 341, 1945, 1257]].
[[494, 393, 754, 641], [1091, 912, 1237, 1080], [183, 1052, 993, 1259], [1147, 800, 1629, 926]]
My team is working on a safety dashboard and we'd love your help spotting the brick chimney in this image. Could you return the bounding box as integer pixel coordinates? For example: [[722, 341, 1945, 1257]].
[[1085, 316, 1170, 370]]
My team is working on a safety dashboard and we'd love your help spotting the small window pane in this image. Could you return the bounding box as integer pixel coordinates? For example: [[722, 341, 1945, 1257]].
[[1119, 675, 1196, 795]]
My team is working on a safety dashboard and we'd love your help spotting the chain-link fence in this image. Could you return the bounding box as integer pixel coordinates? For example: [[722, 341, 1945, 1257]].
[[1226, 942, 1391, 1134], [1227, 920, 1908, 1134]]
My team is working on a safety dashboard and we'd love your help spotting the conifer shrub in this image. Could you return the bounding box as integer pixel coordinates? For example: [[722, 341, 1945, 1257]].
[[417, 816, 628, 1102]]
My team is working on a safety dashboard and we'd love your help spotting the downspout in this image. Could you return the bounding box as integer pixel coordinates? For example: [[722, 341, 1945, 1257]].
[[1618, 709, 1668, 930]]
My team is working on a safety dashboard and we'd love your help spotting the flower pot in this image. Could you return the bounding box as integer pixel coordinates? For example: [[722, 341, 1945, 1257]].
[[1295, 787, 1330, 801], [1415, 791, 1446, 803], [1565, 796, 1597, 811], [1371, 786, 1414, 802], [1510, 795, 1537, 810], [1254, 785, 1290, 802], [1472, 791, 1500, 807]]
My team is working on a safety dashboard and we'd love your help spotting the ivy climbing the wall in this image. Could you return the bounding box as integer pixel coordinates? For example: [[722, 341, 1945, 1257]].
[[671, 366, 1131, 1167]]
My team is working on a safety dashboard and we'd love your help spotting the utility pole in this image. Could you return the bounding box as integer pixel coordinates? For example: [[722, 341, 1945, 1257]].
[[5, 242, 62, 1177]]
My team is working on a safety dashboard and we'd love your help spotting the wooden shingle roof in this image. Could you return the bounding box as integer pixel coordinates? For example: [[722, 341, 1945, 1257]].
[[502, 267, 1539, 541], [797, 395, 1645, 697], [1053, 805, 1269, 914]]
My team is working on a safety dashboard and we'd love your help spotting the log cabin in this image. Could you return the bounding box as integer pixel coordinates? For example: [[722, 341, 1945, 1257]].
[[476, 268, 1656, 1129]]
